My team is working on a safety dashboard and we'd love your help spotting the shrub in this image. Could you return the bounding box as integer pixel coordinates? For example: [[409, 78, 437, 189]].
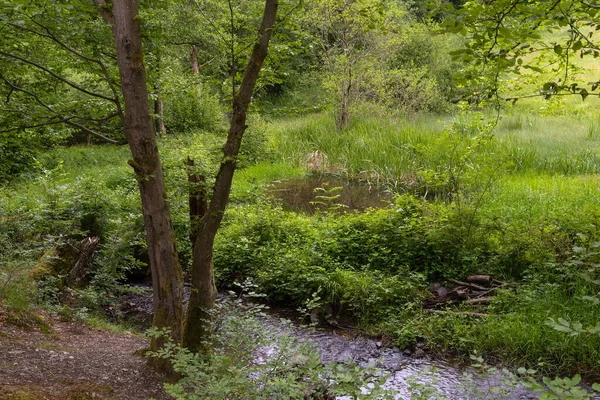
[[163, 87, 223, 134], [0, 132, 38, 182]]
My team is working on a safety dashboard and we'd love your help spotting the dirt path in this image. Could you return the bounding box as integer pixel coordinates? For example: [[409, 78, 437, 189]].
[[0, 312, 171, 400]]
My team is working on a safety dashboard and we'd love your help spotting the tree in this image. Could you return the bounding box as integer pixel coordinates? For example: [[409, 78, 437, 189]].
[[91, 0, 279, 357], [91, 0, 185, 367], [301, 0, 448, 130], [442, 0, 600, 104], [301, 0, 391, 130], [183, 0, 279, 352]]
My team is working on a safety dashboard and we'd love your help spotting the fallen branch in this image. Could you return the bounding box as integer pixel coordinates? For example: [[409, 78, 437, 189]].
[[493, 279, 519, 287], [467, 275, 493, 286], [426, 309, 491, 318], [447, 278, 488, 291]]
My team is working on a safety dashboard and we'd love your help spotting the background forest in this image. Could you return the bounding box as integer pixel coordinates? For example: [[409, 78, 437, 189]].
[[3, 0, 600, 397]]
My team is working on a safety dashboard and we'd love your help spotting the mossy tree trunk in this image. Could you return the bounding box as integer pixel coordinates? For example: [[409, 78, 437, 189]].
[[182, 0, 279, 352], [92, 0, 184, 365]]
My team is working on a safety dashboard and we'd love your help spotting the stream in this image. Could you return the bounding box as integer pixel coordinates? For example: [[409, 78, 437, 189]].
[[255, 309, 536, 399], [122, 287, 537, 399]]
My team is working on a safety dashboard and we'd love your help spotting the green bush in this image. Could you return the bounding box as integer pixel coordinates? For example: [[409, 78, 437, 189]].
[[0, 132, 38, 182], [163, 87, 223, 134]]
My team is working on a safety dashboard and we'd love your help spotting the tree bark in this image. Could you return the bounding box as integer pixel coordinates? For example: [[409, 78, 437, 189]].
[[154, 88, 166, 136], [187, 157, 207, 248], [93, 0, 184, 363], [182, 0, 279, 352], [190, 45, 200, 74]]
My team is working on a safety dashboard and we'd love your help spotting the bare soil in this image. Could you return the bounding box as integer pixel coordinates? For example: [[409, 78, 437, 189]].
[[0, 311, 170, 400]]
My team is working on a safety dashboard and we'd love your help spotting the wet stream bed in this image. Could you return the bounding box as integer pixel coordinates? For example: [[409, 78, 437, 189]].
[[121, 287, 537, 399]]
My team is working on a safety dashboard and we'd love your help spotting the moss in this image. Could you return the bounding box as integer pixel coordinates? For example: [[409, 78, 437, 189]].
[[27, 246, 57, 280], [0, 386, 48, 400], [29, 242, 78, 283], [4, 310, 51, 333]]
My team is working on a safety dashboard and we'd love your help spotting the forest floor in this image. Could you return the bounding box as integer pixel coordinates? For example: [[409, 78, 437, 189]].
[[0, 308, 170, 400]]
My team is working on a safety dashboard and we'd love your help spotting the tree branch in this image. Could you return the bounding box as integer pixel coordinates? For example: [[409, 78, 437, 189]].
[[14, 19, 125, 121], [202, 0, 279, 235], [0, 51, 118, 104], [91, 0, 114, 25], [0, 73, 120, 144]]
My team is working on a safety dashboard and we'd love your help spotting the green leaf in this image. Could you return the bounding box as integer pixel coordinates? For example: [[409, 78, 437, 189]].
[[581, 296, 600, 304], [554, 44, 563, 55]]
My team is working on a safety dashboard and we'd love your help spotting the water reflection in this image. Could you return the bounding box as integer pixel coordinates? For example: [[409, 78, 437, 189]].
[[269, 176, 393, 213]]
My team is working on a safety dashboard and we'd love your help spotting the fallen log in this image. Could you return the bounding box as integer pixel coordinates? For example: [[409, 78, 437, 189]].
[[467, 275, 493, 286], [426, 309, 490, 318], [447, 278, 488, 292]]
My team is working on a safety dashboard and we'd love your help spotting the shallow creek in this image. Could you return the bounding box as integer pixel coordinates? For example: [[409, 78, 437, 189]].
[[123, 287, 536, 399], [256, 310, 536, 399]]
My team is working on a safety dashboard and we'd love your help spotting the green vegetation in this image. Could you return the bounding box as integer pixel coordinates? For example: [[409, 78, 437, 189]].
[[3, 0, 600, 396]]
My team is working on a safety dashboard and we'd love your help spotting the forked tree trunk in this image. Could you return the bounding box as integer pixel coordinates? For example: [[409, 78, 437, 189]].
[[182, 0, 279, 352], [93, 0, 184, 364]]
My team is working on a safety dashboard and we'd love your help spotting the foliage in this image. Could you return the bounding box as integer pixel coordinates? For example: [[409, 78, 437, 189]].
[[0, 0, 123, 143], [299, 0, 456, 128], [441, 0, 600, 106], [162, 86, 223, 134]]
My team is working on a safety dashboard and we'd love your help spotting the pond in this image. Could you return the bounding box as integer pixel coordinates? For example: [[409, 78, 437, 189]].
[[268, 176, 394, 213]]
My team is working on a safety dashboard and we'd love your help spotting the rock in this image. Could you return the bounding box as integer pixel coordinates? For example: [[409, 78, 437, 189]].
[[429, 282, 448, 297], [309, 305, 333, 326]]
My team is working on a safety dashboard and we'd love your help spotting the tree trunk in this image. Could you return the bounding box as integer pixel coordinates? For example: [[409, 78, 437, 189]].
[[154, 86, 166, 136], [93, 0, 184, 363], [183, 0, 279, 352], [337, 63, 352, 131], [338, 79, 349, 131], [190, 45, 200, 74]]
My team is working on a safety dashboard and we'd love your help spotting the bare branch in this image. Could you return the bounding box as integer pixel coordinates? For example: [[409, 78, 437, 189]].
[[0, 118, 66, 133]]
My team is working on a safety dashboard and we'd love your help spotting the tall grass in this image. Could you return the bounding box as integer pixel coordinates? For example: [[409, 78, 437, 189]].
[[268, 111, 600, 181]]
